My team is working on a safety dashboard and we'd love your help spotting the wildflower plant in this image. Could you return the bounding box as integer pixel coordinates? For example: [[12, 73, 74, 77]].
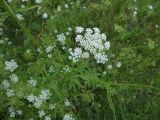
[[0, 0, 160, 120]]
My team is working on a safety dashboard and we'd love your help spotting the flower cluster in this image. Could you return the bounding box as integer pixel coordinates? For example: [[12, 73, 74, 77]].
[[2, 80, 10, 89], [62, 65, 71, 73], [27, 89, 52, 108], [5, 59, 18, 72], [94, 52, 108, 64], [6, 89, 14, 97], [68, 47, 81, 62], [46, 46, 54, 53], [68, 47, 90, 62], [42, 13, 48, 19], [8, 106, 23, 118], [28, 78, 37, 87], [63, 113, 75, 120], [148, 5, 153, 10], [35, 0, 42, 4], [9, 74, 19, 83], [48, 66, 55, 73], [38, 110, 45, 118], [38, 110, 51, 120], [46, 45, 54, 58], [57, 33, 66, 44], [64, 99, 71, 107], [68, 27, 110, 64], [2, 74, 19, 97], [49, 103, 56, 110], [16, 14, 24, 21]]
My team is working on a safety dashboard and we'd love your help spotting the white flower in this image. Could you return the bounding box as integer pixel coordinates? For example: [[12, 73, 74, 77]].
[[104, 41, 110, 50], [46, 46, 54, 53], [117, 62, 121, 68], [5, 59, 18, 72], [156, 24, 160, 29], [9, 74, 19, 83], [57, 6, 61, 12], [34, 98, 43, 108], [47, 54, 52, 58], [27, 89, 52, 108], [68, 47, 83, 62], [8, 106, 14, 113], [21, 4, 26, 8], [0, 40, 4, 44], [10, 111, 16, 118], [133, 11, 137, 17], [63, 66, 71, 73], [64, 99, 71, 107], [54, 29, 58, 33], [38, 110, 45, 118], [93, 27, 100, 33], [62, 46, 65, 50], [64, 4, 69, 9], [78, 28, 104, 53], [35, 0, 42, 4], [63, 114, 75, 120], [45, 115, 51, 120], [7, 0, 13, 3], [81, 52, 89, 59], [76, 26, 84, 33], [8, 41, 12, 45], [86, 28, 93, 34], [39, 89, 52, 101], [6, 89, 14, 97], [5, 37, 9, 41], [26, 49, 31, 53], [103, 71, 107, 75], [48, 66, 55, 73], [68, 27, 110, 64], [27, 94, 36, 103], [66, 32, 70, 36], [94, 52, 108, 64], [16, 14, 24, 20], [49, 104, 56, 110], [57, 33, 66, 44], [68, 27, 72, 31], [42, 13, 48, 19], [16, 109, 23, 115], [2, 80, 10, 89], [28, 78, 37, 87], [37, 48, 41, 53], [75, 35, 83, 42], [101, 33, 107, 41], [148, 5, 153, 10]]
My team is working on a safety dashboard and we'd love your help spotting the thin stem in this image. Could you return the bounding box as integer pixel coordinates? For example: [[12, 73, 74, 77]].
[[0, 0, 37, 47], [0, 5, 40, 16]]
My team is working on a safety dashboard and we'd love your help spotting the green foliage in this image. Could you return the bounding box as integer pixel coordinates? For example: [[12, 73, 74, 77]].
[[0, 0, 160, 120]]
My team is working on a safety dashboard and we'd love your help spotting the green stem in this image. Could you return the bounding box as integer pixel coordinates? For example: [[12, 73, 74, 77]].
[[0, 5, 40, 16], [107, 85, 117, 120], [0, 0, 37, 47]]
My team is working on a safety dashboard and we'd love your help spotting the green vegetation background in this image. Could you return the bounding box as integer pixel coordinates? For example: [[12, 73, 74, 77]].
[[0, 0, 160, 120]]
